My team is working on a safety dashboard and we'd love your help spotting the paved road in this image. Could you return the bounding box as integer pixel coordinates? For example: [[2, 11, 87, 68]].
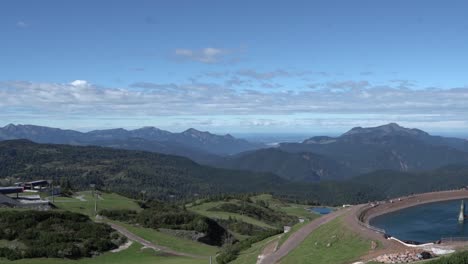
[[259, 208, 349, 264], [108, 222, 207, 259]]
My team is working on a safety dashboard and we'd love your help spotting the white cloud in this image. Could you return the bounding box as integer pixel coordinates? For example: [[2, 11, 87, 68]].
[[174, 47, 229, 63], [236, 69, 290, 80], [16, 21, 28, 28], [175, 49, 193, 56], [70, 80, 90, 87]]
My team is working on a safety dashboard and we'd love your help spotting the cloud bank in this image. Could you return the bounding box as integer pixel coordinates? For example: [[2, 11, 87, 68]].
[[1, 79, 468, 131]]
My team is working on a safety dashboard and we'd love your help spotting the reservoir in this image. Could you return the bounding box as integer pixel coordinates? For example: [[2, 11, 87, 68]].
[[370, 199, 468, 243], [310, 207, 333, 215]]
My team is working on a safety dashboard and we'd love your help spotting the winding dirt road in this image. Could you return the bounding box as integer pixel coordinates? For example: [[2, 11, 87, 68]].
[[108, 222, 208, 259]]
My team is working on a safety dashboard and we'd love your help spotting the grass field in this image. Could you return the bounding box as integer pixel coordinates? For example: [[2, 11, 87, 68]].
[[52, 191, 142, 217], [0, 192, 218, 264], [0, 243, 212, 264], [51, 191, 219, 260], [189, 194, 319, 233], [250, 194, 320, 220], [2, 193, 320, 264], [231, 234, 282, 264], [112, 221, 219, 257], [189, 200, 276, 229], [280, 217, 371, 264]]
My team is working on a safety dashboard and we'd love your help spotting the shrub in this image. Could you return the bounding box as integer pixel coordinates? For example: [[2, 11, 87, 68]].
[[0, 210, 124, 260]]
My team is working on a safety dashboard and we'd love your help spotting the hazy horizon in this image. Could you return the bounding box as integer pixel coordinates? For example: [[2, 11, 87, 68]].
[[2, 122, 467, 141]]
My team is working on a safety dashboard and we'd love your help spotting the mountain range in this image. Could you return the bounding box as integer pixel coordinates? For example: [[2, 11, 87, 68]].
[[213, 123, 468, 181], [2, 123, 468, 183], [0, 124, 262, 163]]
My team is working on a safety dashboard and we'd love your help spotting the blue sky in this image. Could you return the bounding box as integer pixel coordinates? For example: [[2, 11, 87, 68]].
[[1, 0, 468, 134]]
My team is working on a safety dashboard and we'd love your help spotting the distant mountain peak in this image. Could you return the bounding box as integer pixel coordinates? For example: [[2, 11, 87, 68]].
[[139, 126, 157, 129], [378, 123, 406, 131], [3, 123, 17, 130], [182, 128, 210, 136], [183, 128, 200, 133], [133, 126, 165, 132], [342, 123, 429, 137], [91, 128, 128, 133]]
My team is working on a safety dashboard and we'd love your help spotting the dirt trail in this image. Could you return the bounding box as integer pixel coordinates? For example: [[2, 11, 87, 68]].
[[108, 222, 208, 259], [259, 208, 349, 264], [257, 236, 280, 264]]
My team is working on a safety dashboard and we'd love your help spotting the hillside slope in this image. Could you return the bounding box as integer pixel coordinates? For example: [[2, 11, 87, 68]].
[[0, 140, 280, 200], [0, 140, 382, 205], [280, 123, 468, 176], [216, 148, 350, 182]]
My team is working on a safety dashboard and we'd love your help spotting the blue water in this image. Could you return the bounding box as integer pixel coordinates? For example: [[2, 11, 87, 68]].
[[310, 207, 333, 215], [370, 199, 468, 243]]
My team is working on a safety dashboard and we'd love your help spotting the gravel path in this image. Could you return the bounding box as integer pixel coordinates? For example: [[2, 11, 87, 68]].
[[257, 236, 280, 264]]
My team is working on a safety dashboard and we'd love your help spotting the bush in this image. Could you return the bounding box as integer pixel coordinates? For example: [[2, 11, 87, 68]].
[[208, 202, 297, 227], [216, 229, 282, 264], [428, 251, 468, 264], [102, 201, 231, 246], [0, 210, 124, 260]]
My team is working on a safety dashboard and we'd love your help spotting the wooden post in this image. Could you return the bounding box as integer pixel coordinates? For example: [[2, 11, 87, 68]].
[[94, 190, 98, 216], [459, 200, 465, 223], [90, 184, 96, 217]]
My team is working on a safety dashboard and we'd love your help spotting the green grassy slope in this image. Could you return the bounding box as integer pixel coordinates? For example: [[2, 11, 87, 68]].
[[426, 251, 468, 264], [0, 243, 211, 264], [189, 200, 276, 229], [53, 191, 142, 217], [189, 194, 319, 237], [0, 192, 218, 264], [250, 194, 319, 220], [280, 217, 372, 264], [53, 191, 219, 256], [113, 222, 219, 256], [231, 234, 282, 264], [0, 140, 287, 201]]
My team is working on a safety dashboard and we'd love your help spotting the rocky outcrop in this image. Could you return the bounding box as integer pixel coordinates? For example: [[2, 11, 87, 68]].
[[373, 250, 432, 263]]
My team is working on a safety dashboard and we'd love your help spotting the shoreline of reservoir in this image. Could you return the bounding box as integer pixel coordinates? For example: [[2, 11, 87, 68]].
[[359, 189, 468, 225]]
